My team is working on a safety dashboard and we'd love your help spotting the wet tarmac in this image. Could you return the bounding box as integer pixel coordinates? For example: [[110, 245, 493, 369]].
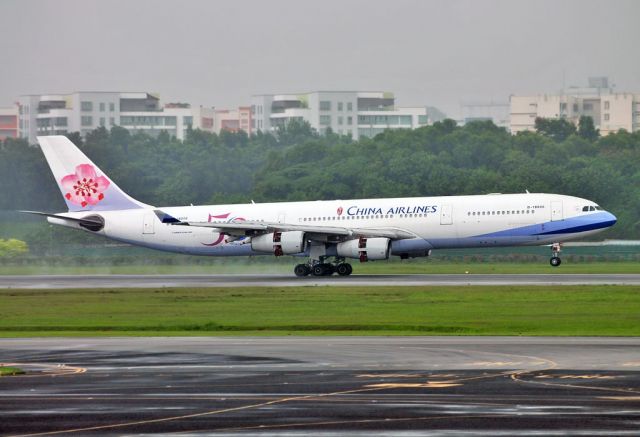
[[1, 337, 640, 435], [2, 273, 640, 289]]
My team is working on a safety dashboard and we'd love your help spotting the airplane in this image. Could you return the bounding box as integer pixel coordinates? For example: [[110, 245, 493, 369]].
[[25, 135, 617, 276]]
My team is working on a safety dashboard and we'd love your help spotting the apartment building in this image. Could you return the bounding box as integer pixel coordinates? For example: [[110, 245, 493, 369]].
[[251, 91, 428, 139], [510, 78, 640, 135], [0, 105, 19, 140], [17, 92, 215, 144], [214, 106, 252, 135]]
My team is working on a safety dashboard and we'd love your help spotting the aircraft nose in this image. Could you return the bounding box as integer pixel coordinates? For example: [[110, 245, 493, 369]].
[[603, 211, 617, 227]]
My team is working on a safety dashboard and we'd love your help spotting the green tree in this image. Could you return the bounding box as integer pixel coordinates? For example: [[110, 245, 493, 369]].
[[534, 117, 576, 142], [577, 116, 599, 141], [276, 119, 317, 146]]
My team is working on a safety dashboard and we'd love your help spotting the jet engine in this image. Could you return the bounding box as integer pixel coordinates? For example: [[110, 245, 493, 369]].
[[251, 231, 306, 256], [336, 237, 390, 262]]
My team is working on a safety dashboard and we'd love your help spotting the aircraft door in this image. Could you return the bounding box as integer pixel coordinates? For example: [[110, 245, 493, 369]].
[[440, 205, 453, 225], [551, 201, 563, 221], [143, 213, 155, 234], [277, 212, 286, 224]]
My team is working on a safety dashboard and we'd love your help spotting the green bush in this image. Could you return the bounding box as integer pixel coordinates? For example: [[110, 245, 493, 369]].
[[0, 239, 29, 258]]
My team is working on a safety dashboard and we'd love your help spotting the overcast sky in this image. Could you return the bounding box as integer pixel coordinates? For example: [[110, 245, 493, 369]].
[[1, 0, 638, 118]]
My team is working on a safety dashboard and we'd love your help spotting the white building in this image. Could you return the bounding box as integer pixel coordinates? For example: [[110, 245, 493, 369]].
[[251, 91, 428, 139], [17, 92, 215, 144], [510, 78, 640, 135], [460, 101, 510, 129]]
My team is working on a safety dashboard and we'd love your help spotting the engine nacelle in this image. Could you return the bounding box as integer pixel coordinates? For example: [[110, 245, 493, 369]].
[[336, 237, 390, 262], [251, 231, 306, 256]]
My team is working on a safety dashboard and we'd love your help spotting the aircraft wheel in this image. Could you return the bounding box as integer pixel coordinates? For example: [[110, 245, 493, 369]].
[[322, 263, 335, 276], [312, 264, 326, 276], [550, 256, 561, 267], [336, 263, 352, 276], [294, 264, 311, 277]]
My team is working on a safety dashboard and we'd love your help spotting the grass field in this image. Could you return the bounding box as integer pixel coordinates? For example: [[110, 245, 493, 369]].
[[1, 285, 639, 337], [0, 367, 25, 376]]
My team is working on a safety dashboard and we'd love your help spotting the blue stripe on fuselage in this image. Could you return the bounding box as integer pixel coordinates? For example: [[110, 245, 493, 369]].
[[473, 212, 616, 239]]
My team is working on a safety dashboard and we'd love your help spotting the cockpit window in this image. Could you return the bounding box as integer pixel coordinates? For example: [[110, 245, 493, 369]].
[[583, 205, 601, 212]]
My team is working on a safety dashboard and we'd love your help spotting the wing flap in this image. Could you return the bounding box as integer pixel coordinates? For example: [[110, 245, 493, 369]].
[[179, 220, 415, 240]]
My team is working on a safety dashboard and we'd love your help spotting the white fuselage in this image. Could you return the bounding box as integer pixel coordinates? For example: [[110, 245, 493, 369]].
[[50, 193, 617, 258]]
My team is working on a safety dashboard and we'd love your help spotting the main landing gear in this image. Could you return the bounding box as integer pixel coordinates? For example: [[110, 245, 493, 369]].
[[294, 256, 353, 277], [550, 242, 562, 267]]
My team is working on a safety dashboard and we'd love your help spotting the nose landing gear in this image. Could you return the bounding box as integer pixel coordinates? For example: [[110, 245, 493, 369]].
[[550, 242, 562, 267]]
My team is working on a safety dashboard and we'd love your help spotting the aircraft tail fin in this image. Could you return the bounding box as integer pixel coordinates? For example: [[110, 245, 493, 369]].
[[37, 135, 150, 212]]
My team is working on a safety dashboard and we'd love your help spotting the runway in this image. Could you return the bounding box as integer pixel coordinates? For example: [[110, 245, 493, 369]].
[[1, 337, 640, 435], [2, 273, 640, 289]]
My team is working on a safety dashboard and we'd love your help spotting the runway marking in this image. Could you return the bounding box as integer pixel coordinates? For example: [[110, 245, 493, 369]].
[[357, 373, 425, 378], [6, 357, 547, 437], [535, 373, 617, 380], [206, 414, 510, 433], [365, 381, 462, 388], [599, 396, 640, 401], [511, 374, 640, 395], [2, 346, 561, 437], [7, 383, 416, 436], [470, 361, 522, 366]]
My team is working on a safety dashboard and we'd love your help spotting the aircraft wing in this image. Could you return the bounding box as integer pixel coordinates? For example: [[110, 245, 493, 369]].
[[154, 210, 415, 240]]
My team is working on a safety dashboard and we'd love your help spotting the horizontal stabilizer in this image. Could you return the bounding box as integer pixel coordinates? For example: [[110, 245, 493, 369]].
[[20, 211, 105, 231]]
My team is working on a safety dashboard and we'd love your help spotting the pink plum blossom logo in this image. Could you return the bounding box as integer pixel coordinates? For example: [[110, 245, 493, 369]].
[[60, 164, 110, 208]]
